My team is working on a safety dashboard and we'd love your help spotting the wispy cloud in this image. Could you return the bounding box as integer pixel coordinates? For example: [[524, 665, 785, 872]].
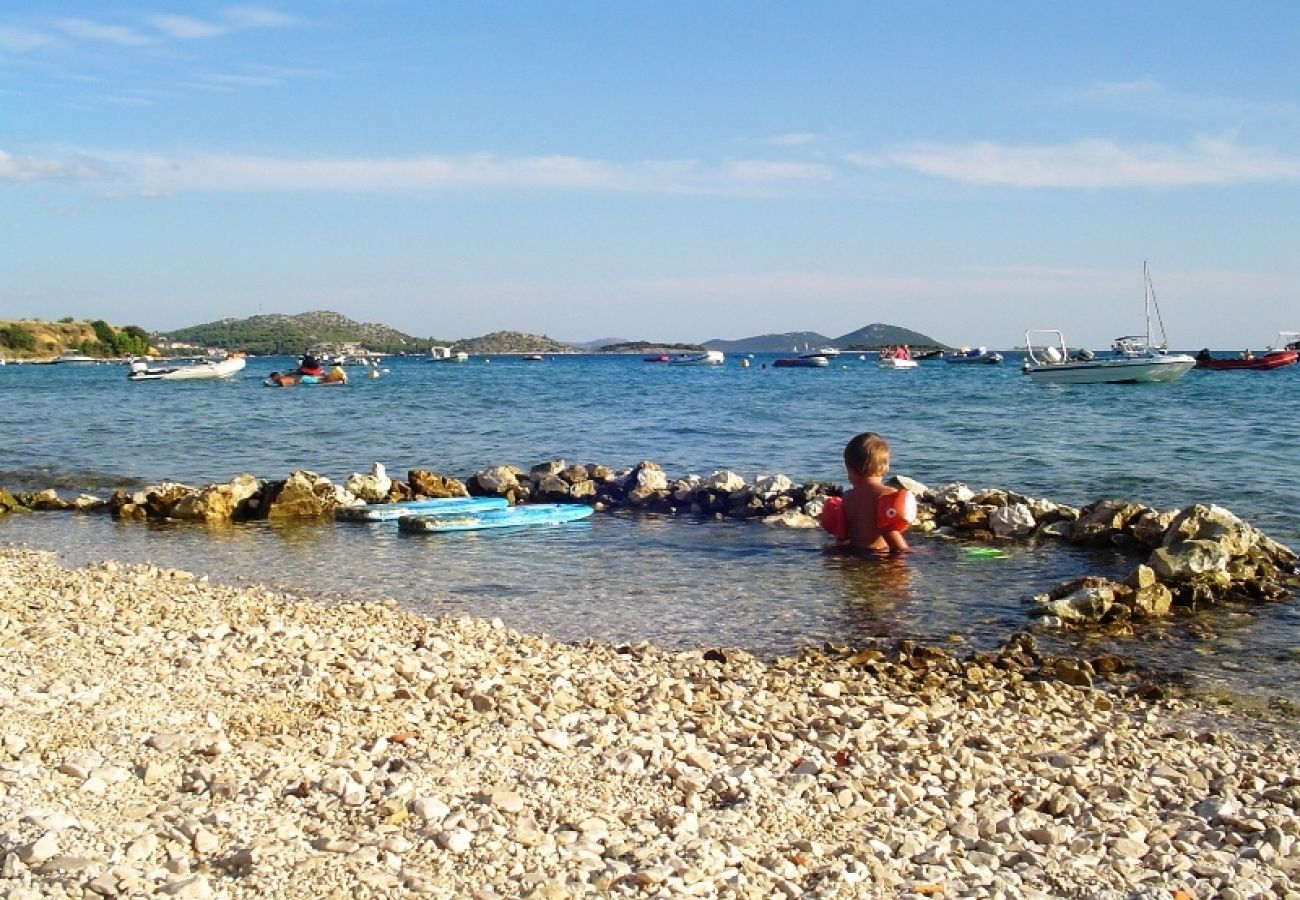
[[875, 136, 1300, 188], [0, 25, 55, 51], [10, 134, 1300, 195], [5, 6, 295, 53], [147, 14, 227, 41], [1068, 79, 1297, 123], [55, 17, 151, 47], [0, 150, 105, 183]]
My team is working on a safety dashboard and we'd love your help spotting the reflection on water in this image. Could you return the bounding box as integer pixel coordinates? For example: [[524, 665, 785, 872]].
[[4, 509, 1297, 721]]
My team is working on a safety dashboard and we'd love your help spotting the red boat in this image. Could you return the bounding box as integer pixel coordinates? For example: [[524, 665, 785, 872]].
[[1195, 333, 1300, 371]]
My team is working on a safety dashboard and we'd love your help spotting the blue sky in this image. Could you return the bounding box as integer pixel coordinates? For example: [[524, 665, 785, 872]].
[[3, 2, 1298, 347]]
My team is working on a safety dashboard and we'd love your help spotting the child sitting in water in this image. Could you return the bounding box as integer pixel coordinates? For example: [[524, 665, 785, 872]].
[[820, 431, 912, 554]]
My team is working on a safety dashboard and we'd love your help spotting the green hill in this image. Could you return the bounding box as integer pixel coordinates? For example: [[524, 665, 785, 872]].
[[162, 311, 440, 355], [704, 323, 946, 353]]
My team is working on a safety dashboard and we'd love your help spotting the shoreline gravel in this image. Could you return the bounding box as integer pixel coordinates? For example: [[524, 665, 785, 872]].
[[2, 548, 1298, 898]]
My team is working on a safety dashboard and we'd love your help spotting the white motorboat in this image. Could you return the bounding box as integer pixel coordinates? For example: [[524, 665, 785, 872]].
[[45, 350, 100, 364], [878, 357, 918, 370], [128, 355, 247, 381], [799, 346, 840, 359], [429, 346, 469, 363], [946, 347, 1003, 365], [1022, 264, 1195, 384], [667, 350, 725, 365]]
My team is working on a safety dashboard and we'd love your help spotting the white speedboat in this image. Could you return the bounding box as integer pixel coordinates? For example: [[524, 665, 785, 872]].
[[1022, 264, 1195, 384], [667, 350, 725, 365], [128, 355, 247, 381], [429, 346, 469, 363], [946, 347, 1003, 365]]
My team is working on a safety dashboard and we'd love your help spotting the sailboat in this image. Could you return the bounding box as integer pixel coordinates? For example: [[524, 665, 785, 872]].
[[1021, 264, 1196, 384]]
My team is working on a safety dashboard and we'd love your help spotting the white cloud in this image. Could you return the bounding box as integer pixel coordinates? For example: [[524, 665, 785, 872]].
[[147, 15, 227, 40], [55, 17, 151, 47], [878, 136, 1300, 187], [0, 25, 56, 52], [0, 150, 105, 183], [220, 6, 295, 29]]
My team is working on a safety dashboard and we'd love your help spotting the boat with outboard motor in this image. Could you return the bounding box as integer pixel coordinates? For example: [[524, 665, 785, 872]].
[[773, 355, 830, 368], [946, 347, 1003, 365], [666, 350, 725, 365], [1194, 333, 1299, 371], [428, 346, 469, 363], [1022, 264, 1195, 384], [128, 354, 247, 381]]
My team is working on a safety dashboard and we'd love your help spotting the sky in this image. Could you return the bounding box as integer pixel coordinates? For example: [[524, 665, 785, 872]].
[[3, 2, 1298, 348]]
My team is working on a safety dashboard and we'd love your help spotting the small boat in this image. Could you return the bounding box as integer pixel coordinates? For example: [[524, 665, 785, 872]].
[[128, 355, 247, 381], [946, 347, 1003, 365], [642, 354, 671, 363], [773, 355, 830, 368], [800, 347, 839, 359], [878, 357, 918, 370], [666, 350, 725, 365], [429, 346, 469, 363], [1194, 333, 1299, 371], [912, 348, 946, 360], [44, 350, 100, 364], [263, 369, 347, 387], [522, 354, 545, 361], [1022, 263, 1195, 384]]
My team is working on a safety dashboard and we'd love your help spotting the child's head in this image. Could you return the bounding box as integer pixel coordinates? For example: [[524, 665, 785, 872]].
[[844, 432, 890, 477]]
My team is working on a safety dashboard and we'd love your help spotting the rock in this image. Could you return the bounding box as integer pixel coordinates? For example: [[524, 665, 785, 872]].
[[265, 471, 347, 520], [627, 462, 668, 504], [704, 470, 745, 492], [753, 474, 793, 496], [170, 474, 262, 522], [1033, 582, 1115, 623], [0, 486, 20, 512], [409, 470, 471, 498], [530, 459, 566, 480], [989, 504, 1036, 538], [345, 462, 392, 503], [762, 510, 819, 529], [931, 483, 974, 505], [1150, 540, 1231, 581], [1063, 499, 1143, 546], [469, 466, 522, 498], [1130, 582, 1173, 618]]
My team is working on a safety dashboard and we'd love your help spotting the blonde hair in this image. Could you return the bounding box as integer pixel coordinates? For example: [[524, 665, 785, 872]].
[[844, 432, 890, 477]]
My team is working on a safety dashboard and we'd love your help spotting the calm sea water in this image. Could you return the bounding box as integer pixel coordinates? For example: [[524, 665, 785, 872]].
[[2, 354, 1298, 714]]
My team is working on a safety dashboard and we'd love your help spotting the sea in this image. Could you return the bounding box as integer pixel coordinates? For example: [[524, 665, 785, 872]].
[[2, 352, 1298, 720]]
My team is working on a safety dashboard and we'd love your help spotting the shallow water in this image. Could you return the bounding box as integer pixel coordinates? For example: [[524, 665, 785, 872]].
[[2, 354, 1298, 713]]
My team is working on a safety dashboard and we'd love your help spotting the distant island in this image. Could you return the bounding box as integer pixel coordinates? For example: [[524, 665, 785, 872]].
[[0, 311, 947, 360]]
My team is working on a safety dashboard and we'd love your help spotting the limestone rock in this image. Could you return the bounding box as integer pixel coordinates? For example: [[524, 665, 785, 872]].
[[345, 462, 392, 503]]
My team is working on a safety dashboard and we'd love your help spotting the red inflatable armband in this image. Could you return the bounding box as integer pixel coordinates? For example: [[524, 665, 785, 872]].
[[820, 495, 849, 540], [877, 489, 916, 533]]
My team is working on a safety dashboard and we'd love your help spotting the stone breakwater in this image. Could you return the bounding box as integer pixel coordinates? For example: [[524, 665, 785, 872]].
[[1, 459, 1295, 626], [2, 549, 1299, 899]]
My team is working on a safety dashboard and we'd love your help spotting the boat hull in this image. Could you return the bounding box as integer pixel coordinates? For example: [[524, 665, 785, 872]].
[[773, 356, 828, 368], [946, 353, 1002, 365], [130, 357, 246, 381], [1026, 355, 1195, 384], [878, 358, 918, 369], [1195, 350, 1298, 371]]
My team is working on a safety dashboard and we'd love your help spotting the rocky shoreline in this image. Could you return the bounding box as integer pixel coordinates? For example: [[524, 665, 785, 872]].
[[3, 458, 1295, 631], [2, 548, 1298, 898]]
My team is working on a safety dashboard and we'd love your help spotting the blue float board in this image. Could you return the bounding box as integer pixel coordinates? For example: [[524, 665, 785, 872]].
[[398, 503, 594, 532], [337, 496, 509, 522]]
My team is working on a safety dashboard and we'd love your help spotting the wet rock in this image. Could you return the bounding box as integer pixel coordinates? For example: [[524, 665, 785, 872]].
[[265, 471, 349, 520], [171, 474, 262, 522], [409, 469, 471, 498], [1063, 499, 1144, 546]]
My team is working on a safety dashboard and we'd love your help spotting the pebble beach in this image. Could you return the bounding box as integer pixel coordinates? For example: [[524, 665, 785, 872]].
[[2, 548, 1298, 898]]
